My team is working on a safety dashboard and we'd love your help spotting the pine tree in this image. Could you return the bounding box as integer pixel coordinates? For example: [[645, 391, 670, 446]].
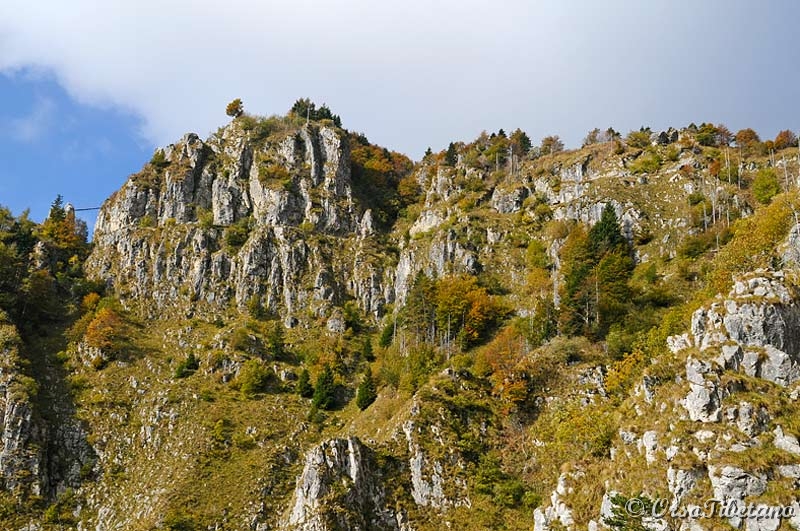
[[362, 337, 374, 362], [356, 367, 377, 410], [312, 364, 336, 410], [445, 143, 458, 166], [297, 368, 314, 398], [588, 204, 627, 257]]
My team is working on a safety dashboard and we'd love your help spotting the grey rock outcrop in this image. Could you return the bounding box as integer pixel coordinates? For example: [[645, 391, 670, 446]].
[[0, 319, 44, 498], [674, 270, 800, 422], [86, 123, 391, 323], [282, 437, 399, 531]]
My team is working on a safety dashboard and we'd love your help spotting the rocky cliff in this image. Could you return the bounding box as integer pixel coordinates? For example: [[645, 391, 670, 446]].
[[4, 113, 800, 531], [87, 121, 388, 326]]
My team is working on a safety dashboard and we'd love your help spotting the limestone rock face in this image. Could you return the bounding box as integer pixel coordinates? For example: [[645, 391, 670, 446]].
[[0, 320, 44, 499], [0, 318, 93, 502], [673, 270, 800, 422], [86, 123, 392, 323], [282, 438, 399, 531]]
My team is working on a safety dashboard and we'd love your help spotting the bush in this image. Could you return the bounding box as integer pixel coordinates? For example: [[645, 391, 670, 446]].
[[236, 359, 270, 397], [378, 322, 394, 348], [224, 217, 252, 251], [84, 307, 126, 355], [175, 353, 199, 378], [225, 98, 243, 118], [625, 130, 651, 149], [752, 168, 780, 204], [628, 150, 662, 174]]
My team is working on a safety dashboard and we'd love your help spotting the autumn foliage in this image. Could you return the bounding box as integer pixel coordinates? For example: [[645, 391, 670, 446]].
[[84, 307, 126, 354]]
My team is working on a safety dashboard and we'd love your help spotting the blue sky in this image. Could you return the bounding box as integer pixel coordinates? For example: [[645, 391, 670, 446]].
[[0, 72, 150, 227], [1, 1, 799, 232]]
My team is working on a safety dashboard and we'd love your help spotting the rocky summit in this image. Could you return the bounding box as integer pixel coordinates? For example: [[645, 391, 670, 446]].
[[2, 108, 800, 531]]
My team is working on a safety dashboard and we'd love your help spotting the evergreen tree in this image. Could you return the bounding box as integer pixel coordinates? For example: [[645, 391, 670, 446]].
[[312, 364, 336, 410], [290, 98, 315, 119], [510, 128, 532, 156], [356, 367, 377, 410], [402, 271, 437, 342], [588, 204, 628, 257], [297, 368, 314, 398], [445, 142, 458, 166], [362, 337, 374, 362]]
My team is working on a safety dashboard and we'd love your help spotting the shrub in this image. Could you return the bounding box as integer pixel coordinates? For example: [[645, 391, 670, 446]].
[[625, 129, 651, 149], [378, 322, 394, 348], [628, 150, 662, 174], [225, 98, 243, 118], [752, 168, 780, 204], [236, 359, 270, 398], [197, 208, 214, 229], [224, 217, 252, 251], [258, 163, 291, 188], [150, 149, 169, 169], [175, 353, 199, 378], [84, 307, 126, 355]]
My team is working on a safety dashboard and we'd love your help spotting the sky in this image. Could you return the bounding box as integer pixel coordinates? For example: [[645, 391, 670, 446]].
[[1, 0, 799, 230]]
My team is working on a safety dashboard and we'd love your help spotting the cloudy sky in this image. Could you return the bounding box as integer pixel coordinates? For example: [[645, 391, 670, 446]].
[[1, 0, 799, 227]]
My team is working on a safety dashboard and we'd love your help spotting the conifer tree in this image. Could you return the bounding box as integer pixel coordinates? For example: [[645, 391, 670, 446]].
[[445, 143, 458, 166], [362, 337, 374, 362], [297, 368, 314, 398], [356, 367, 377, 410], [588, 204, 627, 257], [312, 364, 336, 410]]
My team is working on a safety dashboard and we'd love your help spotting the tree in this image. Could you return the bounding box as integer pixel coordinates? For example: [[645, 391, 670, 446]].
[[509, 128, 532, 156], [558, 226, 595, 336], [237, 359, 270, 397], [774, 130, 798, 150], [297, 368, 314, 398], [735, 128, 763, 157], [540, 135, 564, 155], [588, 204, 628, 257], [695, 123, 719, 146], [355, 367, 377, 410], [752, 168, 780, 204], [362, 337, 374, 362], [583, 128, 601, 147], [290, 98, 341, 126], [714, 123, 733, 146], [312, 364, 336, 410], [225, 98, 244, 118], [625, 129, 651, 149], [445, 142, 458, 166]]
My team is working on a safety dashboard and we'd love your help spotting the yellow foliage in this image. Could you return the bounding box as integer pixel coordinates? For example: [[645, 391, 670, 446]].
[[605, 349, 646, 396], [82, 292, 101, 312], [84, 307, 125, 353], [709, 194, 797, 294]]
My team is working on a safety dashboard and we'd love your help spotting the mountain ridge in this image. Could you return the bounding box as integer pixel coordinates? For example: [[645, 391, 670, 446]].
[[1, 107, 800, 530]]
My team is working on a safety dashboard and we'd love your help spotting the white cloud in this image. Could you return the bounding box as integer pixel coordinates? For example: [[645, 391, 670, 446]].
[[0, 1, 798, 157], [6, 95, 56, 142]]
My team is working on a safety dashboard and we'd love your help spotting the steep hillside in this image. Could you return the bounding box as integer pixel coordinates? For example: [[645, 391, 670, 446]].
[[2, 109, 800, 530]]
